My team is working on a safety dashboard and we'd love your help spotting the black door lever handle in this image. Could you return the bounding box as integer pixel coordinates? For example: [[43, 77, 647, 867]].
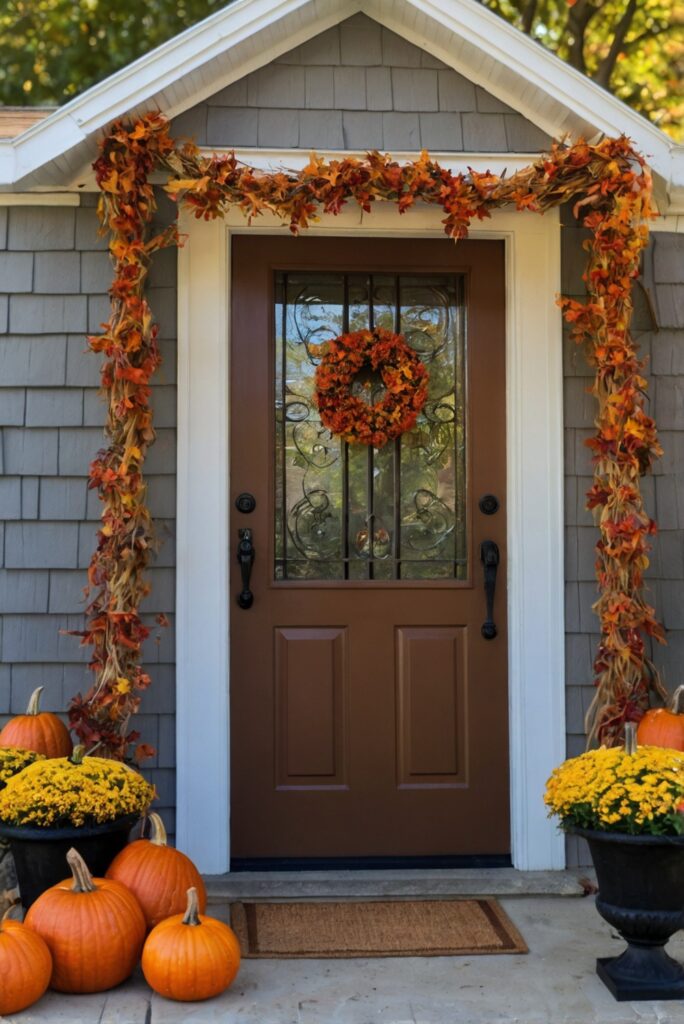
[[237, 528, 255, 609], [480, 540, 500, 640]]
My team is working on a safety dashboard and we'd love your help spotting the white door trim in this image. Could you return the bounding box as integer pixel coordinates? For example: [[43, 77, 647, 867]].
[[175, 201, 566, 873]]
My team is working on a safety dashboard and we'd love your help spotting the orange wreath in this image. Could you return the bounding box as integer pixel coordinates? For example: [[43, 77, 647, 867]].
[[314, 327, 429, 448]]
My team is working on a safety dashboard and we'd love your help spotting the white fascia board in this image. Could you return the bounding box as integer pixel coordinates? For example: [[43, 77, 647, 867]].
[[12, 116, 87, 181], [670, 149, 684, 214], [0, 143, 15, 182]]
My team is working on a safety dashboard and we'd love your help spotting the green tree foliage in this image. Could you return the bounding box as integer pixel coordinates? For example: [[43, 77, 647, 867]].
[[482, 0, 683, 140], [0, 0, 681, 141], [0, 0, 226, 104]]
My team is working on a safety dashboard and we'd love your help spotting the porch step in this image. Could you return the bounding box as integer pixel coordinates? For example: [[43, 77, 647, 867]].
[[204, 868, 595, 903]]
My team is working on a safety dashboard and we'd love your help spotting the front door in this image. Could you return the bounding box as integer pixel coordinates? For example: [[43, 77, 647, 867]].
[[230, 236, 508, 865]]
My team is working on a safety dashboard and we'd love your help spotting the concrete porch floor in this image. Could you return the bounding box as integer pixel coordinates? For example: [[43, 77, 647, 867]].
[[10, 894, 684, 1024]]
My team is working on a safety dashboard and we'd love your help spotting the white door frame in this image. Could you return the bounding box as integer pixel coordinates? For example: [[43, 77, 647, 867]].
[[175, 199, 566, 873]]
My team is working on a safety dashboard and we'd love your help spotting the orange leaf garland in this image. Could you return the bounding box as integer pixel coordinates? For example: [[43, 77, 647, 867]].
[[76, 115, 662, 755], [67, 114, 178, 760]]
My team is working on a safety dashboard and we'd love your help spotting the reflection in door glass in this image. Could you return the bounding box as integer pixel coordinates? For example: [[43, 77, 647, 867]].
[[274, 272, 467, 581]]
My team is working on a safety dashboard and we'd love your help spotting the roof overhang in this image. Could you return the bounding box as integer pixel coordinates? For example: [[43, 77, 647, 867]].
[[1, 0, 682, 211]]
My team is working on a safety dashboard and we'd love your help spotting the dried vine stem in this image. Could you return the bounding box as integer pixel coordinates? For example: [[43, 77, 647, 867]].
[[68, 115, 176, 760], [73, 114, 663, 755]]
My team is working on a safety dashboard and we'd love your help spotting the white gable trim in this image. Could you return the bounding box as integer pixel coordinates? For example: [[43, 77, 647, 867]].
[[0, 0, 682, 210], [175, 200, 565, 874]]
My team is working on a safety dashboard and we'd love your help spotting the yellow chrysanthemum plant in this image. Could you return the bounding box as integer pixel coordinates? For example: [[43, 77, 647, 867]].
[[544, 727, 684, 837], [0, 746, 155, 828], [0, 747, 45, 789]]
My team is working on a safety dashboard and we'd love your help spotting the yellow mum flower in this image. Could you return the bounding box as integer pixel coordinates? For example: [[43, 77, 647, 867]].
[[0, 747, 45, 788], [544, 745, 684, 836], [0, 755, 155, 827]]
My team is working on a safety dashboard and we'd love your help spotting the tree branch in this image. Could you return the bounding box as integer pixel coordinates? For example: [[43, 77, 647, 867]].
[[521, 0, 539, 34], [594, 0, 639, 88], [623, 24, 674, 51], [565, 0, 598, 75]]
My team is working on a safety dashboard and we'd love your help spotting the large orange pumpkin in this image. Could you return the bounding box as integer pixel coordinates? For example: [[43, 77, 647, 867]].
[[106, 811, 207, 928], [142, 886, 241, 1002], [0, 686, 72, 758], [0, 908, 52, 1015], [25, 848, 146, 993], [637, 686, 684, 751]]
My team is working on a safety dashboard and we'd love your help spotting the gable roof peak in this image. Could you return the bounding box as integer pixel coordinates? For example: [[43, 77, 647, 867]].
[[0, 0, 681, 210]]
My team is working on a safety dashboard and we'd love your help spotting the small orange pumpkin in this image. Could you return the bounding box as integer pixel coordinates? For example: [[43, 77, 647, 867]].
[[106, 812, 207, 928], [142, 886, 241, 1002], [0, 907, 52, 1015], [637, 686, 684, 751], [25, 848, 146, 993], [0, 686, 73, 758]]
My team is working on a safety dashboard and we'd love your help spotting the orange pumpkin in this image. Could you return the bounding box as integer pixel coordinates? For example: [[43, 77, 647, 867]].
[[106, 812, 207, 928], [637, 686, 684, 751], [0, 908, 52, 1015], [25, 848, 146, 993], [0, 686, 72, 758], [142, 886, 241, 1002]]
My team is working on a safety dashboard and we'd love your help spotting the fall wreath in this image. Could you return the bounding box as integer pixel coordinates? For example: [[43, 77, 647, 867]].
[[314, 327, 429, 448]]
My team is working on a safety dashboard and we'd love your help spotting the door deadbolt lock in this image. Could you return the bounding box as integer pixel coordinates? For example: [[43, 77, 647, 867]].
[[478, 494, 500, 516], [235, 492, 257, 514]]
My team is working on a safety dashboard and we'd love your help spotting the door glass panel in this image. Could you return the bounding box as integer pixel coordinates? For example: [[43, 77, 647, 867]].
[[274, 272, 467, 581]]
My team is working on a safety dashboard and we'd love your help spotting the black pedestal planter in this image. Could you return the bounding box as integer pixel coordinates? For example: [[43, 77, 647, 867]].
[[575, 827, 684, 1001], [0, 814, 139, 909]]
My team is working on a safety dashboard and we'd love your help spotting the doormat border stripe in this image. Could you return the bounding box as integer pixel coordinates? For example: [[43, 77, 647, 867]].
[[230, 898, 528, 959]]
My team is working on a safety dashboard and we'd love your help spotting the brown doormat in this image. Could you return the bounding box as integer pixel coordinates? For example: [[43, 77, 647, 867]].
[[230, 899, 528, 959]]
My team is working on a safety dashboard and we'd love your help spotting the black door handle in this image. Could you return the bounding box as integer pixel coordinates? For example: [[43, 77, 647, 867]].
[[480, 540, 500, 640], [237, 528, 255, 609]]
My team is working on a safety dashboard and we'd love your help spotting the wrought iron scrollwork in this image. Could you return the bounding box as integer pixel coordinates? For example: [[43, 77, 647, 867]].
[[403, 489, 455, 554]]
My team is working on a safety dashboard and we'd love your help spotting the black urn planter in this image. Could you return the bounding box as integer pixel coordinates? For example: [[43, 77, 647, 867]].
[[575, 827, 684, 1001], [0, 813, 139, 909]]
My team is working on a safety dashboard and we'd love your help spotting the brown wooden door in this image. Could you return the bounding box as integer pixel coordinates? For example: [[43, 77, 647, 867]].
[[230, 236, 508, 865]]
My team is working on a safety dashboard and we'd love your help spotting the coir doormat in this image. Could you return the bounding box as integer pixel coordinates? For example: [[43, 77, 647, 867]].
[[230, 899, 528, 958]]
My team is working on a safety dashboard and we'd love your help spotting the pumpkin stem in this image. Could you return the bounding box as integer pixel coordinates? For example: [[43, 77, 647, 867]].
[[670, 686, 684, 716], [25, 686, 44, 716], [0, 905, 18, 927], [624, 721, 638, 755], [66, 848, 96, 893], [182, 887, 202, 927], [70, 745, 86, 765], [148, 812, 167, 847]]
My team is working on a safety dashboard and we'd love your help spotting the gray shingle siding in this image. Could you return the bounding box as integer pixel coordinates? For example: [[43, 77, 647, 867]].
[[0, 195, 177, 831], [171, 14, 550, 153]]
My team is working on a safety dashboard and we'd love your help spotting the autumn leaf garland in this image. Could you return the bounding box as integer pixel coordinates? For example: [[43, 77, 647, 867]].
[[76, 114, 661, 757], [68, 114, 177, 761]]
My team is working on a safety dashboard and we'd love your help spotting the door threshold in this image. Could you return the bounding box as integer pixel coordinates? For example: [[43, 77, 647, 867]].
[[231, 855, 511, 871], [204, 867, 594, 903]]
